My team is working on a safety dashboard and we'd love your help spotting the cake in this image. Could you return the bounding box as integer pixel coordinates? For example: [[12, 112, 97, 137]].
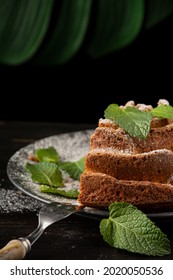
[[78, 99, 173, 212]]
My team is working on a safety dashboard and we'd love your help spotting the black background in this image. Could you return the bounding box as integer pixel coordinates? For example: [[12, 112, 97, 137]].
[[1, 13, 173, 124]]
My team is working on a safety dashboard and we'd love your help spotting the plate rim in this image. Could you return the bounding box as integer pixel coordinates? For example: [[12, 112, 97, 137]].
[[6, 130, 173, 220]]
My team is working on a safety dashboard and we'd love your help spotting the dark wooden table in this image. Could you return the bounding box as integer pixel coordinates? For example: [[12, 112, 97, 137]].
[[0, 121, 173, 260]]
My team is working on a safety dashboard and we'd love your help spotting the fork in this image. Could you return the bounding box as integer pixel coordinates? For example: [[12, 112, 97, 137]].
[[0, 202, 78, 260]]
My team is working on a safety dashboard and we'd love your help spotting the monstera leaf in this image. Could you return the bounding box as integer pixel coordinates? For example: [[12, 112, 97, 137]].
[[0, 0, 173, 65], [86, 0, 144, 57], [35, 0, 92, 65], [0, 0, 54, 65], [145, 0, 173, 28]]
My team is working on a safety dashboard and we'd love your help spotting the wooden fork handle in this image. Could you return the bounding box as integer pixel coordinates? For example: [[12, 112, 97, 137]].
[[0, 238, 30, 260]]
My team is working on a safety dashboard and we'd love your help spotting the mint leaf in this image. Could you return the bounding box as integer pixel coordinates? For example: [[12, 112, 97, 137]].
[[100, 202, 170, 256], [26, 162, 63, 187], [35, 147, 59, 163], [104, 104, 152, 140], [40, 185, 79, 198], [151, 105, 173, 120], [59, 157, 85, 180]]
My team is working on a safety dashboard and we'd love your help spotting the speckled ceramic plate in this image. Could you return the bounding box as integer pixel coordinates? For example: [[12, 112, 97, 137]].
[[7, 130, 173, 220]]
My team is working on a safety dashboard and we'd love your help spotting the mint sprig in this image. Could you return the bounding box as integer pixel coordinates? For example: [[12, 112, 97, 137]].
[[35, 147, 59, 163], [26, 162, 63, 187], [100, 202, 171, 256], [151, 105, 173, 119], [104, 103, 173, 140], [26, 147, 85, 198], [59, 157, 85, 180], [32, 147, 85, 180], [40, 185, 79, 198], [104, 104, 152, 140]]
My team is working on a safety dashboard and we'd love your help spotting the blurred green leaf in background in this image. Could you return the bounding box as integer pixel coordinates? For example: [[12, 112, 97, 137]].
[[0, 0, 54, 65], [86, 0, 144, 58], [0, 0, 173, 66]]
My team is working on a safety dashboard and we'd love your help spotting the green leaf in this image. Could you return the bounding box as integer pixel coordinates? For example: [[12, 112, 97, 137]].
[[26, 162, 63, 187], [104, 104, 152, 140], [87, 0, 144, 57], [35, 147, 59, 163], [59, 157, 85, 180], [100, 202, 171, 256], [0, 0, 54, 65], [145, 0, 173, 29], [34, 0, 92, 65], [151, 105, 173, 120], [40, 185, 79, 198]]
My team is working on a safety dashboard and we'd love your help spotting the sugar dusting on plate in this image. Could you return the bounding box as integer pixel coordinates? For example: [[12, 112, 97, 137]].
[[7, 130, 94, 206]]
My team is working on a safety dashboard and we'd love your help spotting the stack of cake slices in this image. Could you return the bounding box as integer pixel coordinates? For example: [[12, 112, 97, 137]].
[[78, 100, 173, 212]]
